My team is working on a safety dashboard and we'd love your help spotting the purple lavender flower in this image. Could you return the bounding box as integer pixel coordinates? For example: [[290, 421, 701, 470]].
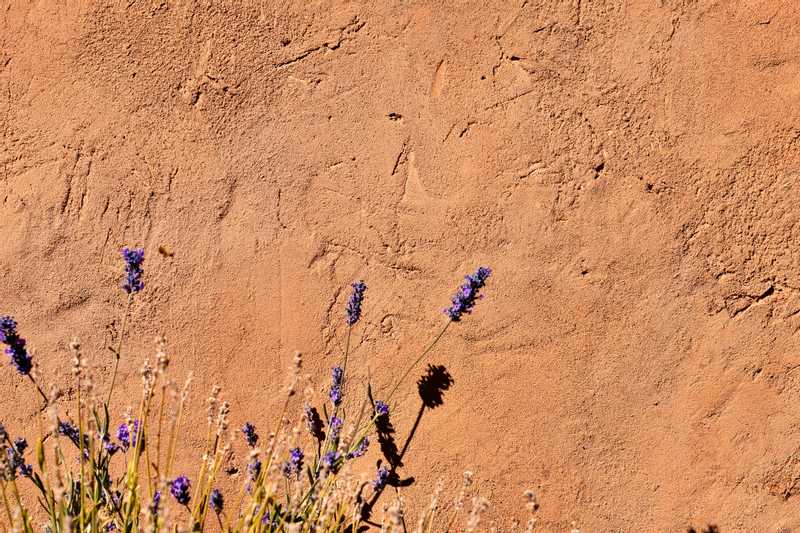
[[0, 316, 32, 375], [150, 490, 161, 515], [282, 447, 304, 479], [374, 400, 389, 419], [329, 366, 344, 407], [372, 465, 390, 490], [444, 266, 492, 321], [121, 247, 145, 294], [247, 457, 262, 482], [117, 420, 140, 451], [242, 422, 258, 448], [19, 464, 32, 478], [210, 488, 224, 514], [102, 435, 119, 455], [321, 451, 341, 471], [106, 522, 117, 532], [116, 423, 129, 451], [170, 476, 191, 505], [328, 415, 343, 442], [346, 280, 367, 326], [58, 420, 89, 455], [347, 436, 369, 459]]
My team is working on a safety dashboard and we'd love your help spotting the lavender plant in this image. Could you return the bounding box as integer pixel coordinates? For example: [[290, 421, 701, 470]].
[[0, 253, 525, 532]]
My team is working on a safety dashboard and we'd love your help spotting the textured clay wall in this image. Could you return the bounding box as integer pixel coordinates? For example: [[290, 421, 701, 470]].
[[3, 1, 800, 530]]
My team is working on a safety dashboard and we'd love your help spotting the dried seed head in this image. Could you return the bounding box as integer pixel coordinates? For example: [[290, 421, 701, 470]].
[[207, 385, 221, 424], [465, 496, 490, 533], [155, 336, 169, 374]]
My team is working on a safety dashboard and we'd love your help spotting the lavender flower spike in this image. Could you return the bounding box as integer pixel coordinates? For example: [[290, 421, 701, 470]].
[[242, 422, 258, 448], [170, 475, 191, 505], [329, 366, 344, 407], [373, 466, 390, 490], [282, 447, 304, 479], [210, 489, 224, 514], [444, 266, 492, 321], [0, 316, 32, 375], [346, 280, 367, 325], [374, 400, 389, 419], [121, 247, 145, 294]]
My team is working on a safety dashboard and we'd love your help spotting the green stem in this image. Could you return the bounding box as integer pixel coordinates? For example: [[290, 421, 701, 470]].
[[107, 294, 133, 407], [386, 320, 451, 402]]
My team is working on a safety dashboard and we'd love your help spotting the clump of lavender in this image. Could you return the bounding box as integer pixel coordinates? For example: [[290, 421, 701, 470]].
[[170, 475, 191, 505], [373, 466, 390, 490], [210, 488, 224, 514], [329, 366, 344, 407], [121, 247, 145, 294], [242, 422, 258, 448], [444, 266, 492, 321], [282, 447, 304, 479], [346, 280, 367, 326], [375, 400, 389, 419], [0, 316, 32, 375], [347, 436, 369, 459]]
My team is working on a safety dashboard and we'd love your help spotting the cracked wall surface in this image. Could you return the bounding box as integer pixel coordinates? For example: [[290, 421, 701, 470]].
[[3, 1, 800, 530]]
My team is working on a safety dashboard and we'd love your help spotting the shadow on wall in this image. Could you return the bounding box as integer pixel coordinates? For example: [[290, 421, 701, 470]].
[[362, 364, 454, 523]]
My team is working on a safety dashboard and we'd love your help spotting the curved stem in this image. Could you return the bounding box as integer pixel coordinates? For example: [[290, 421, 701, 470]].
[[107, 294, 133, 407], [386, 320, 451, 402]]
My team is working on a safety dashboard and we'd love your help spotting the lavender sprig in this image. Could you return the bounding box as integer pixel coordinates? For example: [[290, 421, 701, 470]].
[[329, 366, 344, 407], [242, 422, 258, 448], [444, 267, 492, 321], [210, 489, 224, 514], [346, 280, 367, 326], [282, 448, 304, 479], [170, 476, 191, 505], [0, 316, 32, 375], [121, 247, 145, 294], [372, 466, 390, 490]]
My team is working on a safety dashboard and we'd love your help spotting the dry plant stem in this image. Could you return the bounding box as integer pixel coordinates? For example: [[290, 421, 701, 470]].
[[76, 375, 86, 533], [26, 375, 48, 407], [107, 293, 133, 406], [0, 484, 13, 527], [386, 320, 451, 402]]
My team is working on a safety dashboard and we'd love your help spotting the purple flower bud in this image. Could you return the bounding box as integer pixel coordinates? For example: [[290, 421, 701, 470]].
[[373, 466, 390, 490], [346, 281, 367, 326], [444, 267, 492, 321], [374, 400, 389, 419], [242, 422, 258, 448], [329, 366, 344, 407], [282, 447, 304, 479], [0, 316, 32, 375], [347, 436, 369, 459], [210, 488, 224, 514], [170, 476, 191, 505], [121, 247, 145, 294]]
